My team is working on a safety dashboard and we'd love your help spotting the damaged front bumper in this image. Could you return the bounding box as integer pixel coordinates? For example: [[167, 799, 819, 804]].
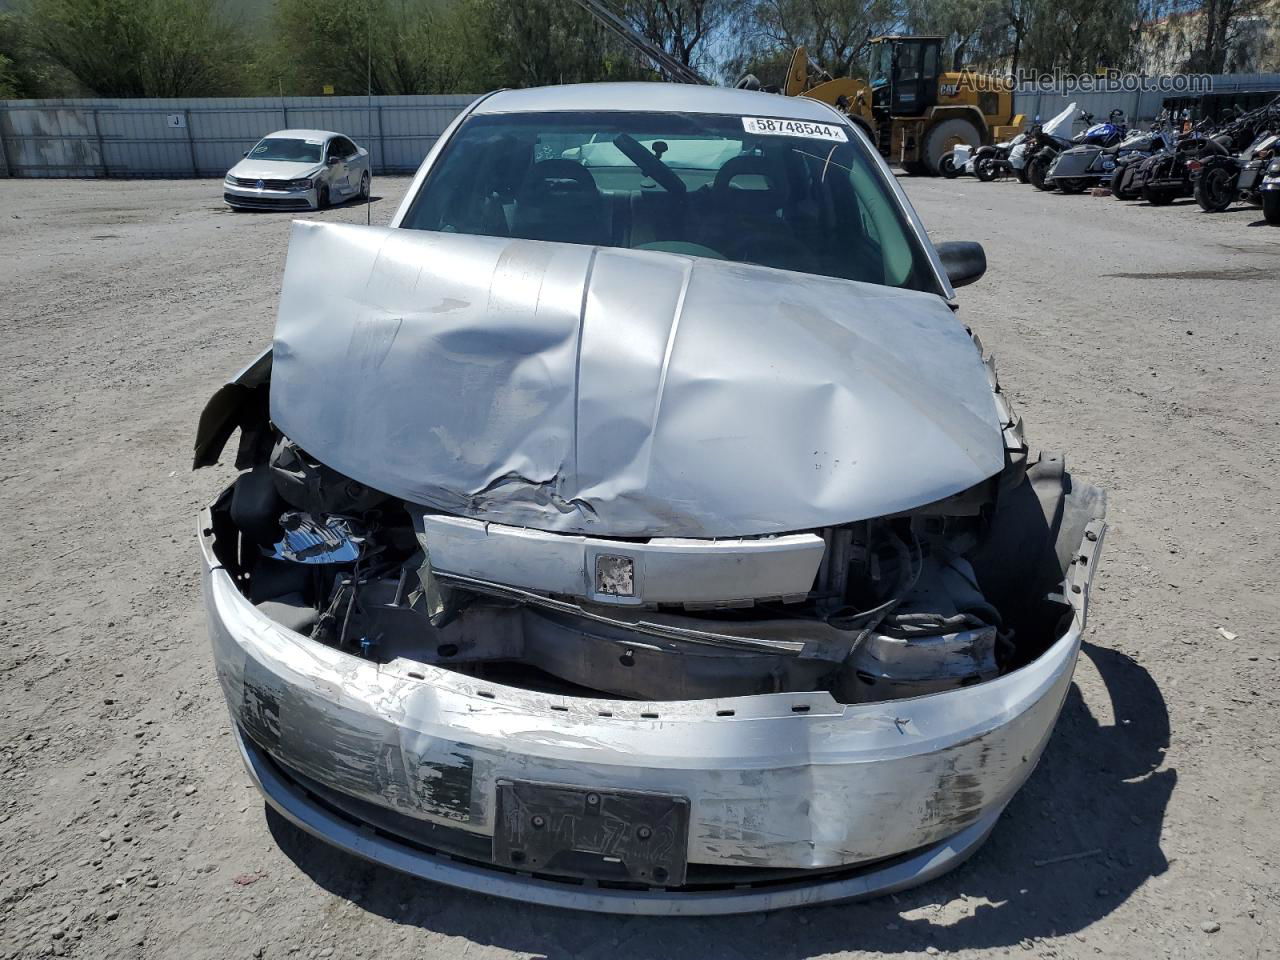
[[201, 508, 1105, 914]]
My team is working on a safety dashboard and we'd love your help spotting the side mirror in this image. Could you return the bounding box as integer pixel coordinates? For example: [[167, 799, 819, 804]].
[[326, 156, 339, 165], [242, 150, 248, 157], [935, 241, 987, 289]]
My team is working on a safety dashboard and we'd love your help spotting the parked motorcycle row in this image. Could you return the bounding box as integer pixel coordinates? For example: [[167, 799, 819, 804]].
[[942, 97, 1280, 224]]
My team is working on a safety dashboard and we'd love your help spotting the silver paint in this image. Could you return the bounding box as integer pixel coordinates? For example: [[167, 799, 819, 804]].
[[270, 220, 1005, 538], [415, 510, 825, 607], [201, 513, 1105, 887]]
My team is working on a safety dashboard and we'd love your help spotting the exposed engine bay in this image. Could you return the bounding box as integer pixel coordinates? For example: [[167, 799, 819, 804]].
[[202, 379, 1101, 707], [193, 95, 1111, 911], [195, 221, 1105, 711]]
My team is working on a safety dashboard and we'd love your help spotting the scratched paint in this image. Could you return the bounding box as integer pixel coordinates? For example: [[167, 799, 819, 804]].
[[206, 544, 1087, 870]]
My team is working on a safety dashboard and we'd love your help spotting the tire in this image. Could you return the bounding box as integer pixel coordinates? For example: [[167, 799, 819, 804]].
[[315, 182, 330, 209], [1058, 178, 1089, 194], [1143, 186, 1176, 205], [1109, 167, 1129, 198], [1029, 155, 1055, 191], [974, 157, 998, 182], [939, 153, 961, 178], [922, 119, 981, 176], [1263, 191, 1280, 224], [900, 159, 929, 176], [359, 171, 371, 200], [1194, 166, 1235, 212], [1015, 163, 1029, 184]]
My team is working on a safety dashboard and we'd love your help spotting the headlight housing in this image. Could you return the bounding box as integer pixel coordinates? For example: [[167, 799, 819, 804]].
[[290, 178, 314, 190], [224, 173, 237, 185]]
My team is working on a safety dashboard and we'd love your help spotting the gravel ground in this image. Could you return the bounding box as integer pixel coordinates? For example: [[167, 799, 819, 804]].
[[0, 174, 1277, 960]]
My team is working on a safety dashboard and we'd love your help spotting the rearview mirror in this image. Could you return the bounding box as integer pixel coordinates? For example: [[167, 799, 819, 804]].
[[935, 241, 987, 289]]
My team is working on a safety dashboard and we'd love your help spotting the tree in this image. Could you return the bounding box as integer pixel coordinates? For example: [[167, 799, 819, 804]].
[[0, 8, 87, 98], [726, 0, 901, 84], [1178, 0, 1271, 71], [29, 0, 251, 97], [901, 0, 1011, 70], [471, 0, 651, 88], [620, 0, 744, 72], [269, 0, 482, 96]]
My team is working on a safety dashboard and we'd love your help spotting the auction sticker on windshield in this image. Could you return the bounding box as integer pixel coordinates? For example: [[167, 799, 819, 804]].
[[742, 117, 848, 142]]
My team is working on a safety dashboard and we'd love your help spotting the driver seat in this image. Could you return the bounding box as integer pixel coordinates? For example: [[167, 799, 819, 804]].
[[511, 159, 609, 246]]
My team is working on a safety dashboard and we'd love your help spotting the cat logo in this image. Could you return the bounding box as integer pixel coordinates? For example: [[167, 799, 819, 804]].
[[940, 83, 960, 98]]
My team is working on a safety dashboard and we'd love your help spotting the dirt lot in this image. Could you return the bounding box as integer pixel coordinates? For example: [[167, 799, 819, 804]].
[[0, 173, 1277, 960]]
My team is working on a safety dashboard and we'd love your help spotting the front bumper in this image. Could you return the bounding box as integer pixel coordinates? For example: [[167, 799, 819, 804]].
[[200, 508, 1104, 913], [223, 183, 316, 211]]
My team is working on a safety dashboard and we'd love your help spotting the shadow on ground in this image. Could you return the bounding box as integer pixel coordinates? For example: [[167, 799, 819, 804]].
[[266, 641, 1173, 958]]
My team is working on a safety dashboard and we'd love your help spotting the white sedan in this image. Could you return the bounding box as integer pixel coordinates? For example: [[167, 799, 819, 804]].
[[223, 129, 371, 211]]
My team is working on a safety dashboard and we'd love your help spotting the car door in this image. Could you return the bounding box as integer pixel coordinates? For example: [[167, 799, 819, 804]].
[[325, 138, 350, 195], [341, 137, 364, 188]]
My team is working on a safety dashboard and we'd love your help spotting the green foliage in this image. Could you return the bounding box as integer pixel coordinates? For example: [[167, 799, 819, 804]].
[[267, 0, 484, 95], [28, 0, 252, 96], [621, 0, 744, 72], [1, 0, 1276, 102], [726, 0, 899, 84], [470, 0, 652, 88], [0, 8, 79, 98]]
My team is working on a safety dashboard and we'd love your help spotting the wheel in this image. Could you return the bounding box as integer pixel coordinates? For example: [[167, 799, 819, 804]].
[[1029, 155, 1055, 191], [922, 119, 981, 176], [1015, 163, 1029, 184], [974, 157, 998, 182], [939, 153, 961, 179], [359, 171, 371, 200], [1263, 191, 1280, 224], [900, 159, 929, 176], [315, 182, 330, 209], [1194, 166, 1234, 212], [1109, 167, 1129, 198], [1143, 186, 1176, 205]]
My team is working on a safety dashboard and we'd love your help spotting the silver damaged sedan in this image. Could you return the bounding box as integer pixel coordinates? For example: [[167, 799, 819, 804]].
[[195, 83, 1107, 914], [223, 128, 371, 211]]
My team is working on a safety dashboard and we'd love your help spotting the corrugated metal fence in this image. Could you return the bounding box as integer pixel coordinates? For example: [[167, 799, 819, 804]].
[[0, 94, 478, 178], [1011, 73, 1280, 131], [3, 76, 1279, 178]]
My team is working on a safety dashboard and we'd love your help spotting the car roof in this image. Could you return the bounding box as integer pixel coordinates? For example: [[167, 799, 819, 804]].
[[260, 129, 345, 141], [471, 83, 848, 124]]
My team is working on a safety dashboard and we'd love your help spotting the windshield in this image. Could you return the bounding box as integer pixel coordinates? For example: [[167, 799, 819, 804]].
[[870, 45, 892, 87], [400, 110, 938, 293], [248, 137, 322, 163]]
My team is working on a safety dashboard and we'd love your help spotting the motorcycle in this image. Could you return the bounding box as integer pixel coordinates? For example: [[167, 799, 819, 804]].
[[1192, 129, 1279, 212], [972, 131, 1029, 181], [940, 142, 973, 178], [1107, 125, 1177, 199], [1130, 97, 1280, 205], [1023, 103, 1081, 190], [1046, 110, 1130, 192], [1262, 155, 1280, 223], [1131, 128, 1228, 203]]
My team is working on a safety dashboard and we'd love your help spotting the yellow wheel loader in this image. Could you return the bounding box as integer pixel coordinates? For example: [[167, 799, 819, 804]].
[[571, 1, 1021, 176], [786, 37, 1024, 175]]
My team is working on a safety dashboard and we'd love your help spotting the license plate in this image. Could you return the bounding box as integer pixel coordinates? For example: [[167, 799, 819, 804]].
[[493, 779, 690, 886]]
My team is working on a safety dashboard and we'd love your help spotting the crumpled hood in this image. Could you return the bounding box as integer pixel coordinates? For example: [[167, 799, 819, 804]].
[[227, 159, 321, 181], [270, 221, 1004, 538]]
